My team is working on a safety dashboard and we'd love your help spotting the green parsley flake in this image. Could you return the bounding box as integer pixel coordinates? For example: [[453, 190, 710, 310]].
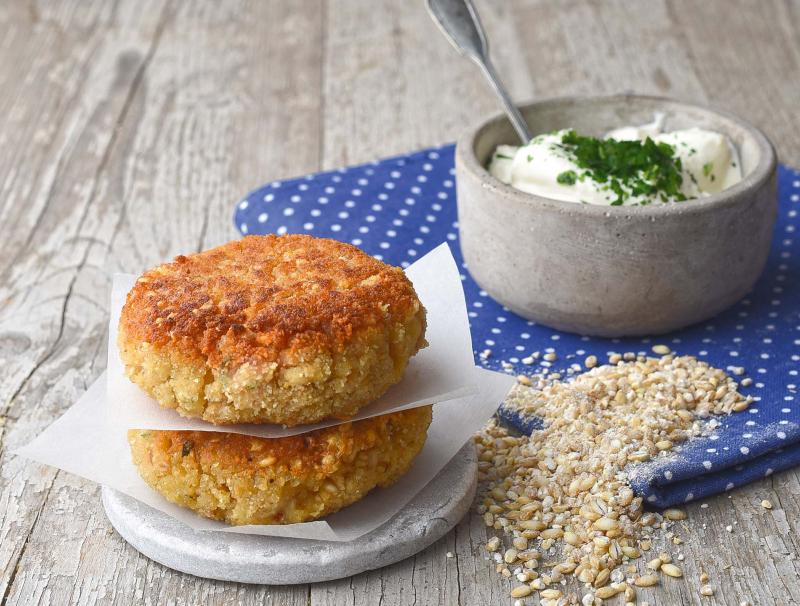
[[557, 170, 577, 185], [557, 130, 686, 206], [495, 153, 514, 160], [703, 162, 714, 177]]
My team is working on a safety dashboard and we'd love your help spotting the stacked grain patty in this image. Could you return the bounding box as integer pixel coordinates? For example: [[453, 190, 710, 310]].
[[119, 235, 431, 525]]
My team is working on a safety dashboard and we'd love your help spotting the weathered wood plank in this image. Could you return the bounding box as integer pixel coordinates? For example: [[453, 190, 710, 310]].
[[320, 0, 533, 168], [1, 1, 321, 604], [1, 0, 799, 604], [0, 2, 169, 603], [666, 0, 800, 166]]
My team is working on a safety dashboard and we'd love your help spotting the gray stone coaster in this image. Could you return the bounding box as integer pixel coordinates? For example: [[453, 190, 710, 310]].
[[102, 443, 476, 584]]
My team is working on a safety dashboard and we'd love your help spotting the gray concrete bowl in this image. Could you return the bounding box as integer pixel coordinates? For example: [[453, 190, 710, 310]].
[[456, 95, 777, 337]]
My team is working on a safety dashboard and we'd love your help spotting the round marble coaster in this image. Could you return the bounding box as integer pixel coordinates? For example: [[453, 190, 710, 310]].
[[102, 442, 476, 584]]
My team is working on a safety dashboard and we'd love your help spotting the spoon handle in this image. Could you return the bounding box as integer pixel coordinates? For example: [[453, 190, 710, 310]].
[[426, 0, 532, 143], [475, 59, 532, 144]]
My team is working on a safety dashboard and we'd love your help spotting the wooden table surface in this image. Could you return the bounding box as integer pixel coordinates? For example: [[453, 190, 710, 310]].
[[1, 1, 799, 604]]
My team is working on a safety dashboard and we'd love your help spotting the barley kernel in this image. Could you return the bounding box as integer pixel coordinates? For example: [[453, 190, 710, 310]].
[[634, 574, 659, 587], [595, 585, 619, 599], [663, 508, 687, 521], [661, 563, 683, 578], [594, 568, 611, 588]]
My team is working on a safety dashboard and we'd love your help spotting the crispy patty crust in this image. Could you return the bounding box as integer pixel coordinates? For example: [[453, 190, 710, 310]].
[[118, 235, 427, 425], [128, 406, 432, 525]]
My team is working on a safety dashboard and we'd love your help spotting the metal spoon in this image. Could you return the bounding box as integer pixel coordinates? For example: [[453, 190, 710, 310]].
[[426, 0, 532, 143]]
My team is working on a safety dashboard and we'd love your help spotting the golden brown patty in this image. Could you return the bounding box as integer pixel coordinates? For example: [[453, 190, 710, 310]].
[[118, 235, 427, 425], [128, 406, 432, 525]]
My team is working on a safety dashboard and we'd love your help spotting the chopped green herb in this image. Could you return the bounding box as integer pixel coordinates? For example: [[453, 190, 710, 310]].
[[558, 130, 686, 205], [526, 154, 533, 162], [703, 162, 714, 177], [557, 170, 577, 185], [495, 153, 514, 161]]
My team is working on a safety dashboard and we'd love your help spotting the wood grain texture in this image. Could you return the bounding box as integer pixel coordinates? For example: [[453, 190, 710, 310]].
[[1, 1, 798, 605]]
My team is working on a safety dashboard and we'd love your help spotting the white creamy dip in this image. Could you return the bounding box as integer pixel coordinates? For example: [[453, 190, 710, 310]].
[[488, 118, 742, 206]]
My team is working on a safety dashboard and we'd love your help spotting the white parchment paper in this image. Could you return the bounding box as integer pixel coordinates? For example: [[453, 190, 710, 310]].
[[107, 243, 480, 438], [16, 367, 514, 541]]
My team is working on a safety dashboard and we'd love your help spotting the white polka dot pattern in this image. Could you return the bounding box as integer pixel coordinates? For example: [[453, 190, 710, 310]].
[[234, 146, 800, 508]]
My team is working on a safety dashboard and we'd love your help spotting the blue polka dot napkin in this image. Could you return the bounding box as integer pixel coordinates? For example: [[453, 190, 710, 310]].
[[234, 145, 800, 508]]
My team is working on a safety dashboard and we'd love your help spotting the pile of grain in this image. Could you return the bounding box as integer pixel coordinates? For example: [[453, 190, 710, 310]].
[[475, 353, 752, 605]]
